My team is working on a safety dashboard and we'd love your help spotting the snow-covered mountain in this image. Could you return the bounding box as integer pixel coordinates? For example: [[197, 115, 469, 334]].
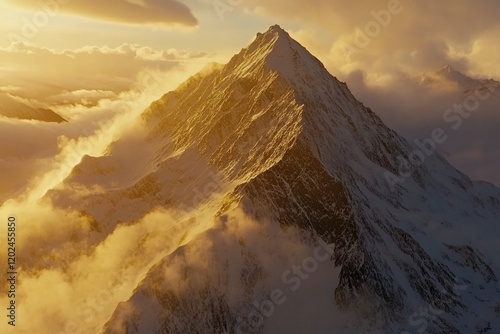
[[0, 92, 66, 122], [49, 25, 500, 333], [417, 65, 500, 94]]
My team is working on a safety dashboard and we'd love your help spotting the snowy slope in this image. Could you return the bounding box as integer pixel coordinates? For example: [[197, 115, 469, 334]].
[[48, 25, 500, 333]]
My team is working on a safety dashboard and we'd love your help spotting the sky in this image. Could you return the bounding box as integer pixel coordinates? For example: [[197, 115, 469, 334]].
[[0, 0, 499, 195]]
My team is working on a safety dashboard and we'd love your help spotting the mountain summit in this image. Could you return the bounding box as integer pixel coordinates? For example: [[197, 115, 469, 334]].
[[51, 26, 500, 333], [419, 65, 500, 93], [229, 24, 328, 82]]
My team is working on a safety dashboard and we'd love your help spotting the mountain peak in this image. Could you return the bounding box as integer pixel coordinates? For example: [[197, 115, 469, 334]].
[[227, 25, 329, 86], [265, 24, 287, 35], [434, 65, 500, 91], [254, 24, 289, 42], [417, 66, 499, 94], [441, 64, 455, 73], [437, 65, 465, 77], [435, 65, 473, 84], [252, 24, 294, 55]]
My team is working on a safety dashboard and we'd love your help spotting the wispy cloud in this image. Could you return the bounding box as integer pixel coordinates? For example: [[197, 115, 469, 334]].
[[0, 42, 211, 106], [7, 0, 198, 27], [244, 0, 500, 79]]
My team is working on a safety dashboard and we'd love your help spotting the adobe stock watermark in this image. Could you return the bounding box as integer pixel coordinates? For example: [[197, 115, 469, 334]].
[[213, 0, 243, 21], [233, 238, 334, 333], [8, 0, 72, 45], [339, 0, 412, 61], [400, 282, 468, 334], [384, 83, 497, 189]]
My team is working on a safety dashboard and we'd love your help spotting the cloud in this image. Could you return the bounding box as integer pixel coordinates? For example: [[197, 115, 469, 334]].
[[0, 199, 199, 333], [0, 39, 211, 208], [9, 0, 198, 27], [47, 89, 118, 107], [0, 61, 204, 204], [104, 208, 349, 333], [0, 53, 219, 330], [0, 148, 227, 334], [343, 69, 500, 187], [244, 0, 500, 79], [0, 42, 211, 106]]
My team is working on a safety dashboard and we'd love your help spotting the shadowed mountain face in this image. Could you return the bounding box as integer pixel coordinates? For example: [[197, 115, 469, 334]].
[[49, 25, 500, 333], [0, 93, 66, 122]]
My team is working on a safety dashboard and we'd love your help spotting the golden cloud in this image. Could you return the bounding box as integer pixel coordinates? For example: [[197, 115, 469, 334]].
[[245, 0, 500, 80], [0, 42, 211, 105], [8, 0, 198, 27]]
